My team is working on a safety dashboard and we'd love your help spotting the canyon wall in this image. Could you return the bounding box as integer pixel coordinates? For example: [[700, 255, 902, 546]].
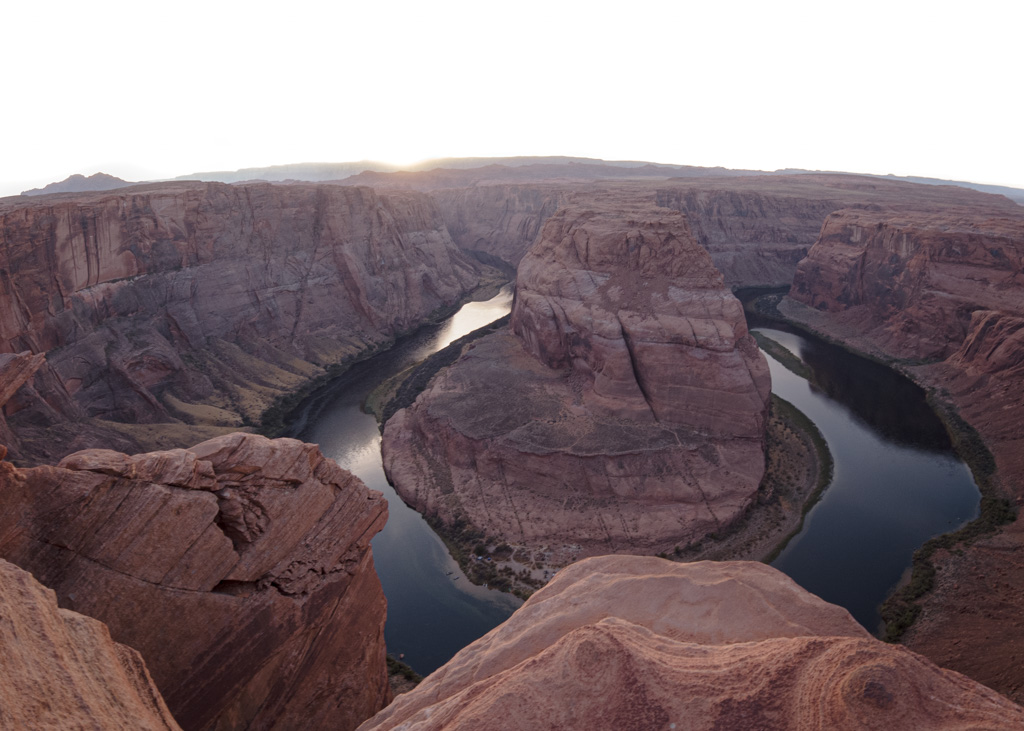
[[0, 558, 181, 730], [0, 182, 483, 463], [781, 207, 1024, 705], [382, 201, 770, 558], [0, 432, 390, 730], [361, 556, 1024, 730]]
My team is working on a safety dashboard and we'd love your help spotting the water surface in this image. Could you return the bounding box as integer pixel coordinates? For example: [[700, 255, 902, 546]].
[[759, 326, 979, 631]]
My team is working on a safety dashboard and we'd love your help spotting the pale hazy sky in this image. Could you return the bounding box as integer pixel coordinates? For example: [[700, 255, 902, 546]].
[[3, 0, 1022, 197]]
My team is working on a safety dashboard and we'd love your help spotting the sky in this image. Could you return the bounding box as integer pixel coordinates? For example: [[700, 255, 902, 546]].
[[3, 0, 1022, 197]]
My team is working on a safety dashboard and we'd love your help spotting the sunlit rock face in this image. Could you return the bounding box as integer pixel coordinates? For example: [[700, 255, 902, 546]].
[[0, 182, 482, 463], [383, 200, 770, 558], [0, 432, 390, 731], [360, 556, 1024, 731]]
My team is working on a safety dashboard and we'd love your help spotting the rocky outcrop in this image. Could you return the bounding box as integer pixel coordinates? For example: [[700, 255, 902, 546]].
[[0, 558, 181, 730], [382, 202, 770, 558], [361, 556, 1024, 730], [0, 432, 390, 730], [0, 182, 483, 463]]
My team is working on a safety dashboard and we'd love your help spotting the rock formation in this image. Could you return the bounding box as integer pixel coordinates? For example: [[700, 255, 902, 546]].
[[382, 201, 771, 558], [361, 556, 1024, 730], [0, 558, 181, 730], [787, 209, 1024, 360], [0, 182, 483, 463], [781, 207, 1024, 704], [0, 432, 390, 730]]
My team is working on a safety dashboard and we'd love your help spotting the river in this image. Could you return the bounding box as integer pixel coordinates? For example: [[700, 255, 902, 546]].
[[288, 286, 980, 673], [288, 286, 521, 675]]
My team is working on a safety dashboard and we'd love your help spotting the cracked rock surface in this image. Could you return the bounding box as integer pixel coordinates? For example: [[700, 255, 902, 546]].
[[0, 432, 390, 731], [382, 201, 769, 558]]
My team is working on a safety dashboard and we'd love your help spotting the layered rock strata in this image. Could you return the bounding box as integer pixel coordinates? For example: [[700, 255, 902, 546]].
[[361, 556, 1024, 730], [781, 209, 1024, 704], [0, 182, 482, 463], [0, 558, 181, 730], [383, 203, 770, 557], [0, 432, 390, 730]]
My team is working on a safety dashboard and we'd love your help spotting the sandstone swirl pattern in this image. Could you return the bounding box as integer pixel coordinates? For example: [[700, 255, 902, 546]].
[[361, 556, 1024, 731], [383, 202, 770, 557], [0, 432, 390, 731]]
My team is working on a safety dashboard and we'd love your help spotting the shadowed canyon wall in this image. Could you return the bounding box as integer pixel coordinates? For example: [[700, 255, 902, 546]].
[[0, 182, 483, 463]]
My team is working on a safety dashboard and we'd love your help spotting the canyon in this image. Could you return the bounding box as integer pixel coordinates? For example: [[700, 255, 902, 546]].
[[382, 198, 772, 559], [361, 556, 1024, 730], [782, 206, 1024, 703], [1, 163, 1023, 727]]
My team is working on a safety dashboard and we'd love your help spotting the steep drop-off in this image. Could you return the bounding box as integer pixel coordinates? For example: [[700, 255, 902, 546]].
[[0, 432, 390, 731], [782, 208, 1024, 704], [382, 201, 770, 559], [0, 558, 181, 730], [361, 556, 1024, 730], [0, 182, 483, 463]]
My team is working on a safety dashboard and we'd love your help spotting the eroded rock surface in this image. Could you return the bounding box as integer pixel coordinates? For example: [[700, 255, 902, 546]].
[[0, 432, 390, 731], [361, 556, 1024, 731], [383, 202, 770, 558], [0, 182, 482, 463], [0, 558, 181, 730]]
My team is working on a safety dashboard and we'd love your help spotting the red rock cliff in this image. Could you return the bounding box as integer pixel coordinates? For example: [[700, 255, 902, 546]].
[[360, 556, 1024, 730], [0, 182, 482, 463], [382, 201, 770, 559], [0, 558, 181, 730], [0, 432, 390, 731]]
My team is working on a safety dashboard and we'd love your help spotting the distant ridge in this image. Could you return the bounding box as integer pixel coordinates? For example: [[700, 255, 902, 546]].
[[173, 157, 1024, 205], [22, 172, 134, 197]]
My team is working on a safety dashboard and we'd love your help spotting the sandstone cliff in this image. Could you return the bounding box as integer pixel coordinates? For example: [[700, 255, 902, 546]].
[[361, 556, 1024, 730], [781, 208, 1024, 704], [0, 182, 483, 463], [382, 202, 770, 559], [0, 432, 390, 730], [0, 558, 181, 730], [788, 210, 1024, 360]]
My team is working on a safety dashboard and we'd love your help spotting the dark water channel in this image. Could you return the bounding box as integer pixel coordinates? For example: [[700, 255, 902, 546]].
[[287, 286, 980, 673], [755, 324, 979, 631], [286, 286, 520, 675]]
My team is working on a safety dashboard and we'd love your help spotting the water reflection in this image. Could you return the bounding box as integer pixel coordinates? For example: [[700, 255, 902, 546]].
[[759, 328, 979, 631]]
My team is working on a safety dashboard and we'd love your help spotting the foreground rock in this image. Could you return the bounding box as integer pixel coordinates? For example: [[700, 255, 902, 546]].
[[783, 208, 1024, 704], [383, 202, 770, 560], [0, 558, 180, 730], [0, 182, 483, 463], [0, 432, 390, 730], [361, 556, 1024, 730]]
